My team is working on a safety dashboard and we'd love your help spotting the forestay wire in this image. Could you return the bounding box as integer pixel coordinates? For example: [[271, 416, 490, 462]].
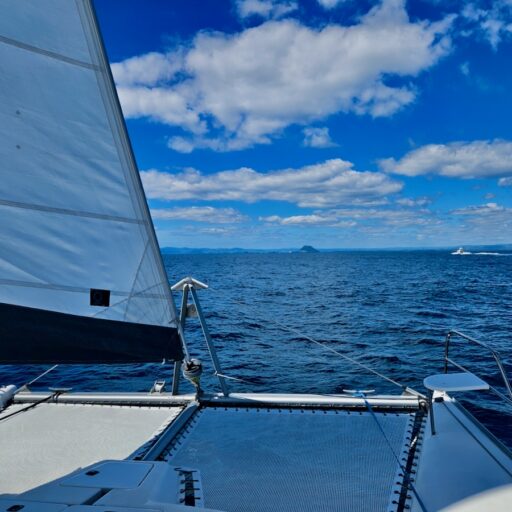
[[207, 287, 408, 391]]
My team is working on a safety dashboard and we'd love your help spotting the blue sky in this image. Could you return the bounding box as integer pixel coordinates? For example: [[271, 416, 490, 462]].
[[95, 0, 512, 249]]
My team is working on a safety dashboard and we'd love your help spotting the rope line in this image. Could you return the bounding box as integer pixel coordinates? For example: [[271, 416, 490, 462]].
[[0, 392, 59, 423]]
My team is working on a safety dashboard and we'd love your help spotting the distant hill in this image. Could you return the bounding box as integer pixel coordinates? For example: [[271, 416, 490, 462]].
[[297, 245, 319, 253], [161, 247, 293, 255]]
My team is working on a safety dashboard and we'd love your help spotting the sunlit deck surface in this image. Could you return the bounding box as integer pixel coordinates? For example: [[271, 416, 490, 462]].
[[0, 401, 184, 494], [411, 395, 512, 511]]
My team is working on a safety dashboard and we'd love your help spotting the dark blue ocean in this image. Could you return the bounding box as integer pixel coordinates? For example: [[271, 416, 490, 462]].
[[2, 251, 511, 447]]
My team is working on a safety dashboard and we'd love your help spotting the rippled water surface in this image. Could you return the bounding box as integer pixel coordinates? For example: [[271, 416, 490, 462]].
[[2, 251, 511, 446]]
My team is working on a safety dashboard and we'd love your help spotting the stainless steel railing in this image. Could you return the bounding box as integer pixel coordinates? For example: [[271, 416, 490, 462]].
[[444, 330, 512, 405]]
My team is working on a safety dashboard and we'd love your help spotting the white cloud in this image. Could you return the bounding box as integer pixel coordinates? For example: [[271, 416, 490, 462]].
[[166, 136, 196, 153], [115, 86, 206, 134], [167, 134, 257, 153], [198, 227, 236, 235], [499, 177, 512, 187], [112, 52, 184, 87], [452, 202, 510, 216], [460, 61, 470, 76], [235, 0, 297, 20], [380, 140, 512, 178], [141, 159, 403, 208], [461, 1, 512, 49], [114, 0, 453, 151], [150, 206, 246, 223], [396, 197, 431, 207], [450, 202, 512, 235], [303, 127, 336, 148], [260, 213, 338, 225], [317, 0, 345, 9], [261, 206, 434, 227]]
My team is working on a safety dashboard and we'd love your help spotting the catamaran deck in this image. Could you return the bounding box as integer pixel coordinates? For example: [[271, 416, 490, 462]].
[[0, 392, 422, 511], [0, 392, 511, 511]]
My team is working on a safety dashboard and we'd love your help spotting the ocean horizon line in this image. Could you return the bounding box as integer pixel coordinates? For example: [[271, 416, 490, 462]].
[[161, 243, 512, 255]]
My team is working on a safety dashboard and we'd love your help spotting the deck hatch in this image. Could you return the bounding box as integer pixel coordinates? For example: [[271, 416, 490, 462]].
[[164, 407, 415, 512]]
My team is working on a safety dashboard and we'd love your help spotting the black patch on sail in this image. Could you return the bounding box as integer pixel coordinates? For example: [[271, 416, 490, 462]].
[[0, 302, 184, 364], [90, 288, 110, 307]]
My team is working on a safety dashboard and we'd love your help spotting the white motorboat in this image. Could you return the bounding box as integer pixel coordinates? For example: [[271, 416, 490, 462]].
[[0, 2, 511, 511], [451, 247, 471, 255]]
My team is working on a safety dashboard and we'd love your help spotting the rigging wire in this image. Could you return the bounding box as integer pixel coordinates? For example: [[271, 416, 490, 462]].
[[25, 364, 59, 387], [214, 371, 254, 385], [206, 287, 409, 392]]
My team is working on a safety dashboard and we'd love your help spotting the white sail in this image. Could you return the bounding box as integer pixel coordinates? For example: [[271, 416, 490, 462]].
[[0, 1, 177, 332]]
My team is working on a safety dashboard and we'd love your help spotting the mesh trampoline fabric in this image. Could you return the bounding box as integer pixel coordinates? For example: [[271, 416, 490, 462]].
[[165, 407, 414, 512]]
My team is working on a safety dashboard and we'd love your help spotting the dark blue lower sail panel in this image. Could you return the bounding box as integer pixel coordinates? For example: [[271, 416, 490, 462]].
[[0, 302, 183, 363]]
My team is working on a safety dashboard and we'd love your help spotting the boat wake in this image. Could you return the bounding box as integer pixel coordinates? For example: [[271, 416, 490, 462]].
[[451, 247, 511, 256], [474, 252, 511, 256]]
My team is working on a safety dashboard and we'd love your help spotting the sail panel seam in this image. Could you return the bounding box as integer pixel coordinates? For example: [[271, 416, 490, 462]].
[[0, 198, 145, 224], [0, 278, 165, 299], [124, 240, 150, 321], [0, 33, 101, 71]]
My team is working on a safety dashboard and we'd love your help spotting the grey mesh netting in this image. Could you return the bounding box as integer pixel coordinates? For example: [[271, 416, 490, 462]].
[[165, 407, 414, 512]]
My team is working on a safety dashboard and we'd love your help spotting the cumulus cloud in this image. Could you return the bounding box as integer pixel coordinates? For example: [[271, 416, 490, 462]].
[[113, 0, 453, 151], [317, 0, 345, 9], [112, 51, 185, 87], [141, 159, 402, 208], [450, 202, 512, 234], [452, 202, 510, 216], [261, 206, 434, 227], [303, 127, 337, 148], [260, 213, 339, 225], [461, 1, 512, 49], [198, 227, 236, 235], [380, 140, 512, 179], [167, 134, 257, 153], [115, 86, 206, 134], [150, 206, 246, 223], [499, 177, 512, 187], [396, 197, 431, 207], [235, 0, 297, 20]]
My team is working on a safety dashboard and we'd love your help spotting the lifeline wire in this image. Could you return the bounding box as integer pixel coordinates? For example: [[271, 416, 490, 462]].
[[208, 287, 408, 391]]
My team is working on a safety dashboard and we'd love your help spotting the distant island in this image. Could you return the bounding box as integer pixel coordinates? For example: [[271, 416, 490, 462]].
[[297, 245, 319, 253]]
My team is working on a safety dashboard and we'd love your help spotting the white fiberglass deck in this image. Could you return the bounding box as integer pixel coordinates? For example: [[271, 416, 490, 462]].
[[164, 407, 415, 512], [0, 402, 182, 494], [412, 396, 512, 511]]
